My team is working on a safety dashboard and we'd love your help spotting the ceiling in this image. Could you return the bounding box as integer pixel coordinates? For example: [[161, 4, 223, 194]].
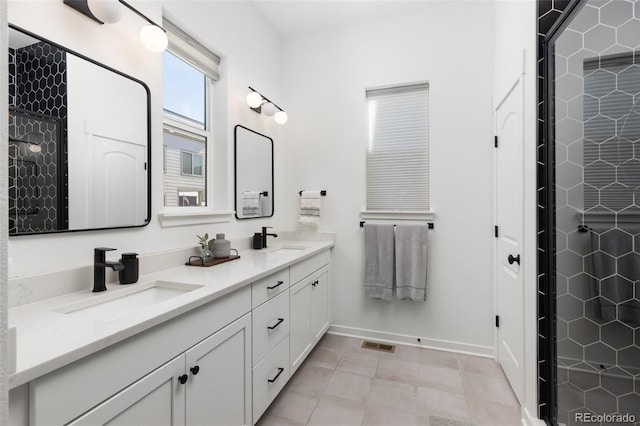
[[251, 0, 438, 37]]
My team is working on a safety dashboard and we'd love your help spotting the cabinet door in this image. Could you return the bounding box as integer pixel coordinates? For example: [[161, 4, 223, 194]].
[[310, 268, 329, 343], [289, 278, 312, 374], [68, 355, 186, 426], [185, 313, 252, 426]]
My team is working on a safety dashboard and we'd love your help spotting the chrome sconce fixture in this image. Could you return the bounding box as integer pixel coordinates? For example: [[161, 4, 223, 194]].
[[63, 0, 168, 52], [246, 86, 288, 125]]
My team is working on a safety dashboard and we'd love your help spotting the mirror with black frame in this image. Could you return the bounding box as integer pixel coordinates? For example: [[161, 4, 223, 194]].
[[8, 25, 151, 236], [234, 125, 274, 219]]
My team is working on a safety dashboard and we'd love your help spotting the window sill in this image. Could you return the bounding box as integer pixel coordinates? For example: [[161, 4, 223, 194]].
[[158, 209, 233, 228], [360, 210, 435, 222]]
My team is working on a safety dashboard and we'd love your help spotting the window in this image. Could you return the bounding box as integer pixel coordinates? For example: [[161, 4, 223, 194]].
[[162, 18, 220, 210], [181, 151, 203, 176], [366, 83, 430, 212]]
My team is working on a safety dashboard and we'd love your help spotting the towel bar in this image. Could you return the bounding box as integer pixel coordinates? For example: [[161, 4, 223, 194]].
[[298, 190, 327, 196], [359, 221, 434, 229]]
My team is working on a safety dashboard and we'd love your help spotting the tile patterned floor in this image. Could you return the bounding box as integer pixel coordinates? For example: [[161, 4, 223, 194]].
[[256, 334, 522, 426]]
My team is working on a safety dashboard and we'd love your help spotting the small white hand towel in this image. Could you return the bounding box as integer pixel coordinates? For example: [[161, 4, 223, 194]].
[[299, 190, 321, 228], [395, 224, 429, 302], [242, 191, 261, 217]]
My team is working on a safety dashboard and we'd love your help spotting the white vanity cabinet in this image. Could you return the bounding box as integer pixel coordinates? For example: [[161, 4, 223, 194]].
[[68, 313, 252, 426], [10, 244, 333, 426], [289, 251, 330, 374], [68, 351, 186, 426], [28, 286, 252, 426]]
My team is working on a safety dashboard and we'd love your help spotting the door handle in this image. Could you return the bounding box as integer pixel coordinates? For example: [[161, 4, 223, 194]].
[[508, 254, 520, 265]]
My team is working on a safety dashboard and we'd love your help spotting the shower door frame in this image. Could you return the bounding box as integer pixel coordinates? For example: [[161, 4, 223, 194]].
[[538, 0, 585, 423]]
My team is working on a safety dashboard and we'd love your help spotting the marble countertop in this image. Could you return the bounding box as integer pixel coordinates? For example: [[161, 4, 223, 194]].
[[8, 239, 333, 389]]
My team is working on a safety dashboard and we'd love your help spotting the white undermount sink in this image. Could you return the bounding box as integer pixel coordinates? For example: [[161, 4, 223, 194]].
[[53, 281, 203, 321], [264, 244, 310, 254]]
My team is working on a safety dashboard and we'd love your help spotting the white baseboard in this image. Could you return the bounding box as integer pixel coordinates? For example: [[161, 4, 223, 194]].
[[521, 406, 545, 426], [328, 324, 495, 358]]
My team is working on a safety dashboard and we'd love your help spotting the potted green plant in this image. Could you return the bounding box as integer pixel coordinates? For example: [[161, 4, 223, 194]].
[[197, 233, 214, 261]]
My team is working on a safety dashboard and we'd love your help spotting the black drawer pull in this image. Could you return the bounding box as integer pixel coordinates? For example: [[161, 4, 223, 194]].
[[268, 367, 285, 383], [267, 281, 284, 290], [268, 318, 285, 330], [190, 365, 200, 375], [178, 374, 188, 385]]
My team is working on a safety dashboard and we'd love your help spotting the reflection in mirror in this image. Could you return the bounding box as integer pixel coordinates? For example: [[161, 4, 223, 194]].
[[8, 25, 151, 235], [234, 125, 274, 219]]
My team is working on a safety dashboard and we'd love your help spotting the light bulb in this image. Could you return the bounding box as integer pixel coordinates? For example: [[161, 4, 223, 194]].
[[246, 92, 263, 109], [87, 0, 123, 23], [274, 110, 288, 124], [262, 102, 277, 117], [28, 143, 41, 154], [140, 25, 168, 52]]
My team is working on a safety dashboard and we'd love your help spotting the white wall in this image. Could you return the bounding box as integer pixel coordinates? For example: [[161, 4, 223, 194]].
[[280, 2, 496, 354], [6, 0, 285, 279], [493, 1, 539, 424]]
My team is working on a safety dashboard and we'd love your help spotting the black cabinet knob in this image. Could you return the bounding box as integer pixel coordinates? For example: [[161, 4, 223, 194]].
[[508, 254, 521, 265], [190, 365, 200, 375], [178, 374, 188, 384]]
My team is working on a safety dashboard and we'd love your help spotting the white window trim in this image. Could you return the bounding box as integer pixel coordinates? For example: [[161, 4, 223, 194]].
[[365, 82, 431, 212], [360, 210, 435, 222], [158, 50, 231, 227]]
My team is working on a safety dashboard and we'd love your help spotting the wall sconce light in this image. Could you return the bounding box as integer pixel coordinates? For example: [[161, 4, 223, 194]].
[[10, 134, 42, 154], [246, 86, 288, 125], [63, 0, 168, 52]]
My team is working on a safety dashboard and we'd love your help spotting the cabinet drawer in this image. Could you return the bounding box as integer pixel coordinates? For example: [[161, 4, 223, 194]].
[[252, 289, 289, 364], [290, 250, 330, 284], [253, 336, 290, 424], [252, 268, 290, 308]]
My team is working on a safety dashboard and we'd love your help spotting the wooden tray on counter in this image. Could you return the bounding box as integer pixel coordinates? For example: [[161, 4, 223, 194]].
[[185, 255, 240, 267]]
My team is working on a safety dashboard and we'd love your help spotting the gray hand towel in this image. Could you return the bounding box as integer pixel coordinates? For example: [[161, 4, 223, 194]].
[[364, 224, 395, 301], [395, 224, 428, 302]]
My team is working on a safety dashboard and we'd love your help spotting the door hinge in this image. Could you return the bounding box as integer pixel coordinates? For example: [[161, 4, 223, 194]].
[[495, 315, 500, 328], [494, 136, 498, 147], [494, 226, 499, 238]]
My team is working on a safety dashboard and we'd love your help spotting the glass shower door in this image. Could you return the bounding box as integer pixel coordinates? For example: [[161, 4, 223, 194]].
[[551, 1, 640, 424]]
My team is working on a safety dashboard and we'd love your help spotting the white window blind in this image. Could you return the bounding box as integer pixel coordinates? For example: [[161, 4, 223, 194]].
[[366, 83, 430, 211], [163, 18, 220, 81]]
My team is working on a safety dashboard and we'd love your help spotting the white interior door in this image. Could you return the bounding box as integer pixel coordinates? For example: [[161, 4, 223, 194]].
[[495, 76, 525, 405], [90, 134, 147, 228]]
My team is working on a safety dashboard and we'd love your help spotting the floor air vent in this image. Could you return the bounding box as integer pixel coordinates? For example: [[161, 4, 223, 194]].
[[361, 341, 395, 353]]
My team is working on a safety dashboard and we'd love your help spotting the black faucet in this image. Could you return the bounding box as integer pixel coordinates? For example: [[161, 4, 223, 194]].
[[261, 227, 278, 248], [93, 247, 125, 292]]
